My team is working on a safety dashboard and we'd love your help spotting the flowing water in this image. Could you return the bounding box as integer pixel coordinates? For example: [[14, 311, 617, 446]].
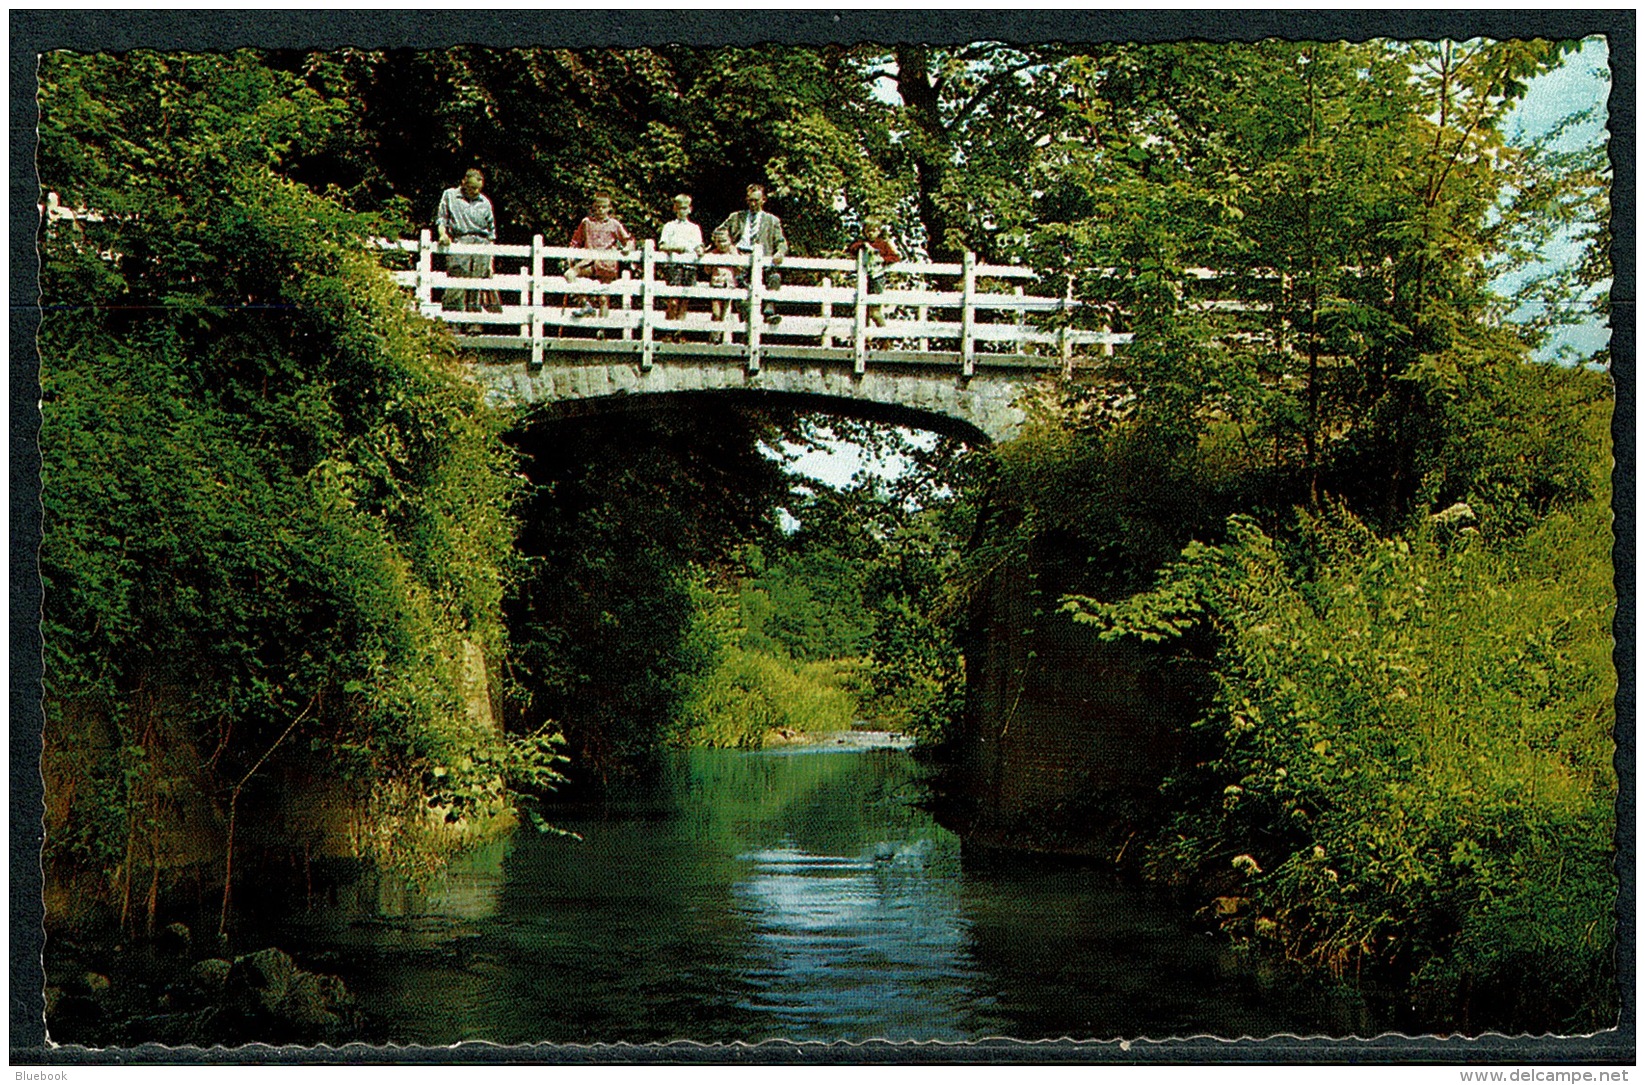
[[269, 737, 1381, 1044]]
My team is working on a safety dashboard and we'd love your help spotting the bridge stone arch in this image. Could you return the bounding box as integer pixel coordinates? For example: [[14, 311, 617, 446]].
[[471, 352, 1051, 444]]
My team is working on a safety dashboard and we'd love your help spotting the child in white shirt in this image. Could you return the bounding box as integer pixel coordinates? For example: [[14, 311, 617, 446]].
[[657, 195, 704, 336]]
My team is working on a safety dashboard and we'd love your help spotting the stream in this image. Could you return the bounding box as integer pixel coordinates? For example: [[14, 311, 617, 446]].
[[263, 736, 1382, 1044]]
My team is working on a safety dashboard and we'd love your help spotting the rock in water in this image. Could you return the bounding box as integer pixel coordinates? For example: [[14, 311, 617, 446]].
[[190, 958, 232, 996], [226, 948, 296, 1016], [279, 971, 340, 1033], [159, 922, 191, 957], [215, 948, 359, 1043]]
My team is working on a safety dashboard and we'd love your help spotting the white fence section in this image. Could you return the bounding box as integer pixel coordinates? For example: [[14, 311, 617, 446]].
[[378, 233, 1131, 376]]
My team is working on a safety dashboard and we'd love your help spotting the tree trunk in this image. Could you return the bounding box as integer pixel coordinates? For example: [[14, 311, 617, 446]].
[[895, 46, 958, 263]]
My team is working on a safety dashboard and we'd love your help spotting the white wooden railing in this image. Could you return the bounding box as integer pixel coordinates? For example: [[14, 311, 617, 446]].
[[378, 232, 1130, 376]]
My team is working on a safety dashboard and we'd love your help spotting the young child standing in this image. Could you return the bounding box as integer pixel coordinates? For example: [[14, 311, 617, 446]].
[[567, 191, 634, 319], [706, 227, 738, 341], [657, 194, 704, 337], [845, 217, 902, 328]]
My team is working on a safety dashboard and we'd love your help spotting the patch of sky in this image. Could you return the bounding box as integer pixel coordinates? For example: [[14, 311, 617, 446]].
[[863, 57, 909, 144], [796, 427, 935, 485], [1505, 37, 1611, 151], [764, 425, 942, 529], [1495, 36, 1611, 365], [866, 53, 902, 108]]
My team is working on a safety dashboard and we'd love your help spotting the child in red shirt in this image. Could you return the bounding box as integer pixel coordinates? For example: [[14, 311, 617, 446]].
[[567, 191, 634, 319], [845, 217, 901, 327]]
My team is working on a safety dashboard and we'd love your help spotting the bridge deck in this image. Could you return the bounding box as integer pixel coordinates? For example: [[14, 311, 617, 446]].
[[456, 334, 1069, 372], [382, 234, 1130, 376]]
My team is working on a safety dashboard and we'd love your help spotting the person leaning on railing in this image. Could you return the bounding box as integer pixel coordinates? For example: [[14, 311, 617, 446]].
[[436, 168, 498, 330], [846, 216, 902, 328], [718, 183, 787, 326], [706, 227, 738, 342]]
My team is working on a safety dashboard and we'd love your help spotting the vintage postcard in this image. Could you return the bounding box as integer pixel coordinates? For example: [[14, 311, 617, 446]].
[[16, 10, 1628, 1067]]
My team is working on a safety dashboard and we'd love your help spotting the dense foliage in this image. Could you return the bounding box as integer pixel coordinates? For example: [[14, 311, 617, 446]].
[[500, 405, 799, 779], [674, 441, 972, 751], [676, 635, 859, 752], [1065, 422, 1614, 1031], [299, 46, 909, 257], [37, 50, 550, 926]]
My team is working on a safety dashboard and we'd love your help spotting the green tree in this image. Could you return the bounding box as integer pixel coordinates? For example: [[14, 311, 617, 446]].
[[1026, 39, 1585, 518], [782, 444, 973, 740], [1062, 396, 1615, 1030], [327, 46, 902, 256], [888, 43, 1091, 261], [993, 38, 1617, 1030]]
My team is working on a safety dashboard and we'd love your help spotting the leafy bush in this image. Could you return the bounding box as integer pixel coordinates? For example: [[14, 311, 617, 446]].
[[37, 50, 528, 923], [674, 573, 858, 749], [734, 543, 873, 662], [1064, 485, 1617, 1031], [678, 646, 859, 750]]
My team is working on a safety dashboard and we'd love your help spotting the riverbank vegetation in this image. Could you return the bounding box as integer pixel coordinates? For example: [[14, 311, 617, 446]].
[[989, 39, 1616, 1031], [1061, 410, 1614, 1030], [496, 406, 795, 776], [676, 447, 970, 750], [38, 52, 557, 936]]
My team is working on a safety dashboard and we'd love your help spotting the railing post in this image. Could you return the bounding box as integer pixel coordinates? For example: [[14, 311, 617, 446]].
[[853, 248, 869, 375], [417, 229, 435, 310], [960, 249, 976, 377], [746, 242, 763, 373], [1060, 278, 1074, 377], [619, 260, 633, 340], [640, 240, 657, 370], [1013, 285, 1026, 354], [820, 275, 834, 348], [918, 294, 929, 352], [529, 233, 545, 370], [715, 255, 733, 344], [520, 237, 534, 343]]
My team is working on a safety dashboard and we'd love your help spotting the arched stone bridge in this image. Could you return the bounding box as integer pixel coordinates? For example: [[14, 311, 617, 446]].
[[383, 233, 1130, 443]]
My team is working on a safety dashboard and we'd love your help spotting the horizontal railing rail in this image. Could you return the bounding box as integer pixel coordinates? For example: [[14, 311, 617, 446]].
[[377, 231, 1131, 375]]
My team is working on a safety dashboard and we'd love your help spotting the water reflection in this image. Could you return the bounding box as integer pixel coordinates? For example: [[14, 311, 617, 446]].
[[268, 740, 1375, 1044], [735, 838, 987, 1041]]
